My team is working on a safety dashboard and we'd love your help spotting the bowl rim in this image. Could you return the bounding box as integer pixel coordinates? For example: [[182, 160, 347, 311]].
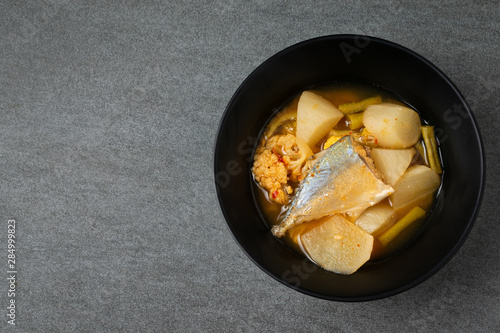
[[213, 34, 486, 301]]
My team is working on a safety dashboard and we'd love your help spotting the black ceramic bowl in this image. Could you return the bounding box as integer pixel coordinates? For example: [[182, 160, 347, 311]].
[[214, 35, 485, 301]]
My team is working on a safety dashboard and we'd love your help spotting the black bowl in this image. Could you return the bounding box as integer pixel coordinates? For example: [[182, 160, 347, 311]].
[[213, 35, 485, 301]]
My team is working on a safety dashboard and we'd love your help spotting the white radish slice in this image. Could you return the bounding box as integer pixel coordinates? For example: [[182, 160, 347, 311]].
[[390, 164, 441, 216], [355, 204, 396, 235], [300, 214, 373, 275], [296, 91, 344, 149], [363, 103, 421, 148], [371, 147, 416, 186]]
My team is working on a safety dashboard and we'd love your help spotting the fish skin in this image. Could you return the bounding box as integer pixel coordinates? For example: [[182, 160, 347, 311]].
[[272, 136, 394, 238]]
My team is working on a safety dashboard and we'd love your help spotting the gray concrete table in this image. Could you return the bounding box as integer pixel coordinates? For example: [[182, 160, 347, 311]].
[[1, 1, 499, 332]]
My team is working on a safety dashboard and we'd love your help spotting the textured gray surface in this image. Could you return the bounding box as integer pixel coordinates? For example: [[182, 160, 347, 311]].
[[1, 1, 499, 332]]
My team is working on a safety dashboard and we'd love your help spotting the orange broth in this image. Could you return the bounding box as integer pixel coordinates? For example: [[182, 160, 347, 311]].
[[253, 82, 442, 262]]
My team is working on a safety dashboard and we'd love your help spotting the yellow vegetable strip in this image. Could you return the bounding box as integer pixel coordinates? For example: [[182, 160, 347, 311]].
[[329, 129, 354, 137], [339, 96, 382, 115], [421, 126, 443, 174], [378, 206, 426, 247], [347, 112, 364, 130]]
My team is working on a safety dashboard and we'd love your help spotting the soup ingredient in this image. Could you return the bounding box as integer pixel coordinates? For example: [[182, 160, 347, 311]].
[[323, 134, 343, 149], [390, 165, 441, 215], [346, 112, 364, 130], [253, 83, 443, 274], [371, 147, 416, 186], [363, 103, 422, 148], [293, 138, 314, 180], [355, 204, 396, 235], [252, 149, 290, 204], [296, 91, 344, 148], [339, 95, 382, 115], [358, 128, 378, 147], [378, 206, 426, 246], [252, 134, 313, 204], [300, 214, 374, 275], [271, 136, 394, 237], [415, 141, 427, 165], [264, 107, 297, 138], [323, 129, 359, 149], [421, 125, 443, 174]]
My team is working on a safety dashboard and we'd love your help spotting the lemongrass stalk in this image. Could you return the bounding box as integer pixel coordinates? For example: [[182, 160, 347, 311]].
[[378, 206, 426, 247]]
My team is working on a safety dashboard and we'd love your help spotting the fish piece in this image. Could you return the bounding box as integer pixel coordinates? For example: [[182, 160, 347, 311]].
[[272, 136, 394, 238]]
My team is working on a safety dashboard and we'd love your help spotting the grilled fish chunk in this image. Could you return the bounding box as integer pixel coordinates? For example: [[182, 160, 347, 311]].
[[272, 136, 394, 238]]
